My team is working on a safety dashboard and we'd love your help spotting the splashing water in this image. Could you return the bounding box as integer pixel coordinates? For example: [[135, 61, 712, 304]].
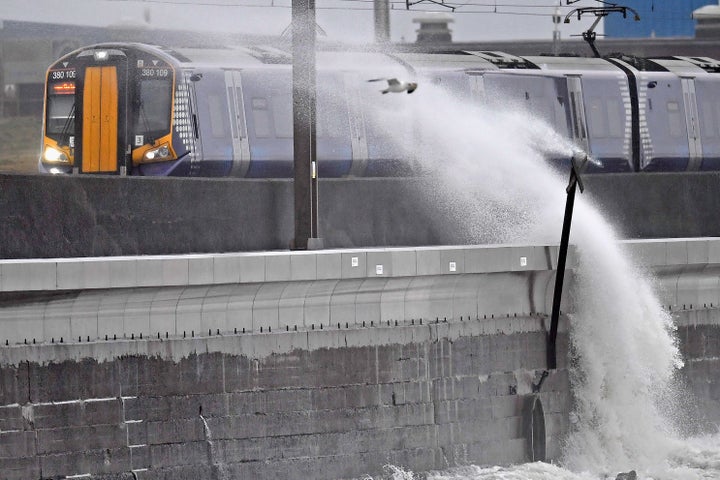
[[358, 80, 720, 479]]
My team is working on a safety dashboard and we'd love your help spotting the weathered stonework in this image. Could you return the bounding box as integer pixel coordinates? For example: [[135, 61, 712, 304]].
[[0, 321, 569, 480]]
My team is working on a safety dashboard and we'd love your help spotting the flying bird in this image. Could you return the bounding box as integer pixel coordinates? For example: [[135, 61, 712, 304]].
[[368, 78, 418, 94]]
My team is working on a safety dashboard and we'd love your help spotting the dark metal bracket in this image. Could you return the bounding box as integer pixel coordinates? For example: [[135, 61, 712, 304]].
[[564, 5, 640, 58], [532, 370, 549, 394], [405, 0, 455, 12], [546, 153, 588, 373]]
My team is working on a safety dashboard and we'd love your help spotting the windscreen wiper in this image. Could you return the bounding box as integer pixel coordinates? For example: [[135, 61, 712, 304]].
[[59, 103, 75, 146]]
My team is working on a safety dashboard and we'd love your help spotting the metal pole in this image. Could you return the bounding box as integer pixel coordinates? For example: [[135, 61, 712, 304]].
[[374, 0, 391, 44], [292, 0, 321, 250], [552, 7, 561, 56], [547, 156, 585, 370]]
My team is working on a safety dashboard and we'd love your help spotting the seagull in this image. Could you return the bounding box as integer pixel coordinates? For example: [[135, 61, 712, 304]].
[[368, 78, 418, 94]]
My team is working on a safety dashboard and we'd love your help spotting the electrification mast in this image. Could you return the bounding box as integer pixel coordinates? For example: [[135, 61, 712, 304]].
[[292, 0, 322, 250]]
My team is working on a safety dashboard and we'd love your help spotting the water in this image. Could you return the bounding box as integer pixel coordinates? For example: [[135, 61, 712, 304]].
[[358, 80, 720, 479]]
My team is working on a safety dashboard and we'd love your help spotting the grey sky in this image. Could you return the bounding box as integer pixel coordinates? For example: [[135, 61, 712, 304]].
[[3, 0, 605, 43]]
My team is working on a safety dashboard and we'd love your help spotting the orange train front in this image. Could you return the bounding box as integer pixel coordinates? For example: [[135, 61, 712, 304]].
[[41, 43, 190, 176]]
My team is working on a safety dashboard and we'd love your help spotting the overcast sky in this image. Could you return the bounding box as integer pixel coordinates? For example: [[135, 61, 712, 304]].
[[3, 0, 605, 43]]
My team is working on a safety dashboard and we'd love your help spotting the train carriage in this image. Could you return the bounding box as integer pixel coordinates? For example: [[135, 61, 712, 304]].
[[39, 43, 720, 176], [636, 56, 720, 171]]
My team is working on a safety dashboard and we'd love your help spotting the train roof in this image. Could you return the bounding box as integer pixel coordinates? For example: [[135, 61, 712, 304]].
[[57, 42, 720, 78], [646, 58, 712, 75], [650, 56, 720, 74], [168, 47, 504, 77], [395, 52, 498, 71], [170, 46, 270, 68], [520, 55, 624, 72]]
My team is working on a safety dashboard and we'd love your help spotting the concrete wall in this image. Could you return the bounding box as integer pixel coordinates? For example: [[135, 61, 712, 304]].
[[0, 244, 563, 347], [583, 174, 720, 240], [0, 175, 464, 259], [2, 172, 720, 259]]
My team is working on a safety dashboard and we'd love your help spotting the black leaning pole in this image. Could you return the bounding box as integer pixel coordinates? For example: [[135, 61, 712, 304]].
[[546, 153, 587, 371], [292, 0, 321, 250]]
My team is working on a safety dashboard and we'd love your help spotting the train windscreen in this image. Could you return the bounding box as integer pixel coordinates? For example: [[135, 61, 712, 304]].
[[46, 78, 76, 142], [135, 76, 172, 141]]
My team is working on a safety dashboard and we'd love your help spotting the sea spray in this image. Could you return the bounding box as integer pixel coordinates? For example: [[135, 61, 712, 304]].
[[560, 206, 684, 475], [358, 79, 719, 479]]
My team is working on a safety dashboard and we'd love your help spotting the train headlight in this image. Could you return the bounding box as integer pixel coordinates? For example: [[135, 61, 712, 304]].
[[143, 144, 171, 162], [43, 146, 69, 163], [93, 50, 109, 61]]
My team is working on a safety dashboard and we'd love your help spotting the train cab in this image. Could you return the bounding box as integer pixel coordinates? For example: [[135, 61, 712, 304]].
[[41, 43, 187, 175]]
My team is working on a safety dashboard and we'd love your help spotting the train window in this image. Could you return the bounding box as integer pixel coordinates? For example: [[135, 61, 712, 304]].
[[569, 92, 586, 140], [667, 101, 683, 138], [207, 93, 229, 138], [588, 98, 607, 138], [702, 101, 720, 138], [576, 93, 587, 140], [251, 97, 271, 138], [272, 94, 292, 139], [606, 99, 623, 138], [136, 78, 172, 137], [47, 94, 75, 137], [701, 103, 714, 138], [569, 94, 579, 138]]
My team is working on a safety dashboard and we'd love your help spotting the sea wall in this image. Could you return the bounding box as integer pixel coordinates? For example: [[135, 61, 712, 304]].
[[0, 321, 569, 480], [1, 241, 720, 479], [0, 245, 570, 479], [1, 313, 718, 480], [675, 312, 720, 428]]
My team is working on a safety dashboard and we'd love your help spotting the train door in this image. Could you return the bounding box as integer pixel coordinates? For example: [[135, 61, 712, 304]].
[[694, 77, 720, 170], [681, 77, 703, 170], [316, 72, 353, 177], [82, 66, 119, 173], [189, 70, 236, 175], [241, 69, 294, 177], [224, 70, 251, 177], [580, 74, 633, 172], [566, 75, 590, 155]]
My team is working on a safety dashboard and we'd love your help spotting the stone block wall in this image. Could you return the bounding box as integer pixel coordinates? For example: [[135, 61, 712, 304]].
[[0, 322, 569, 480], [675, 311, 720, 430], [1, 311, 718, 480]]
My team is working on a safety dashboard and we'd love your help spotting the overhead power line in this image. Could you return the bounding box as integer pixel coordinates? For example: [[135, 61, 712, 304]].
[[103, 0, 583, 16]]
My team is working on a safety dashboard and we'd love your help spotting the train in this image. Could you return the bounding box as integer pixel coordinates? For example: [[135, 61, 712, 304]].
[[39, 42, 720, 176]]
